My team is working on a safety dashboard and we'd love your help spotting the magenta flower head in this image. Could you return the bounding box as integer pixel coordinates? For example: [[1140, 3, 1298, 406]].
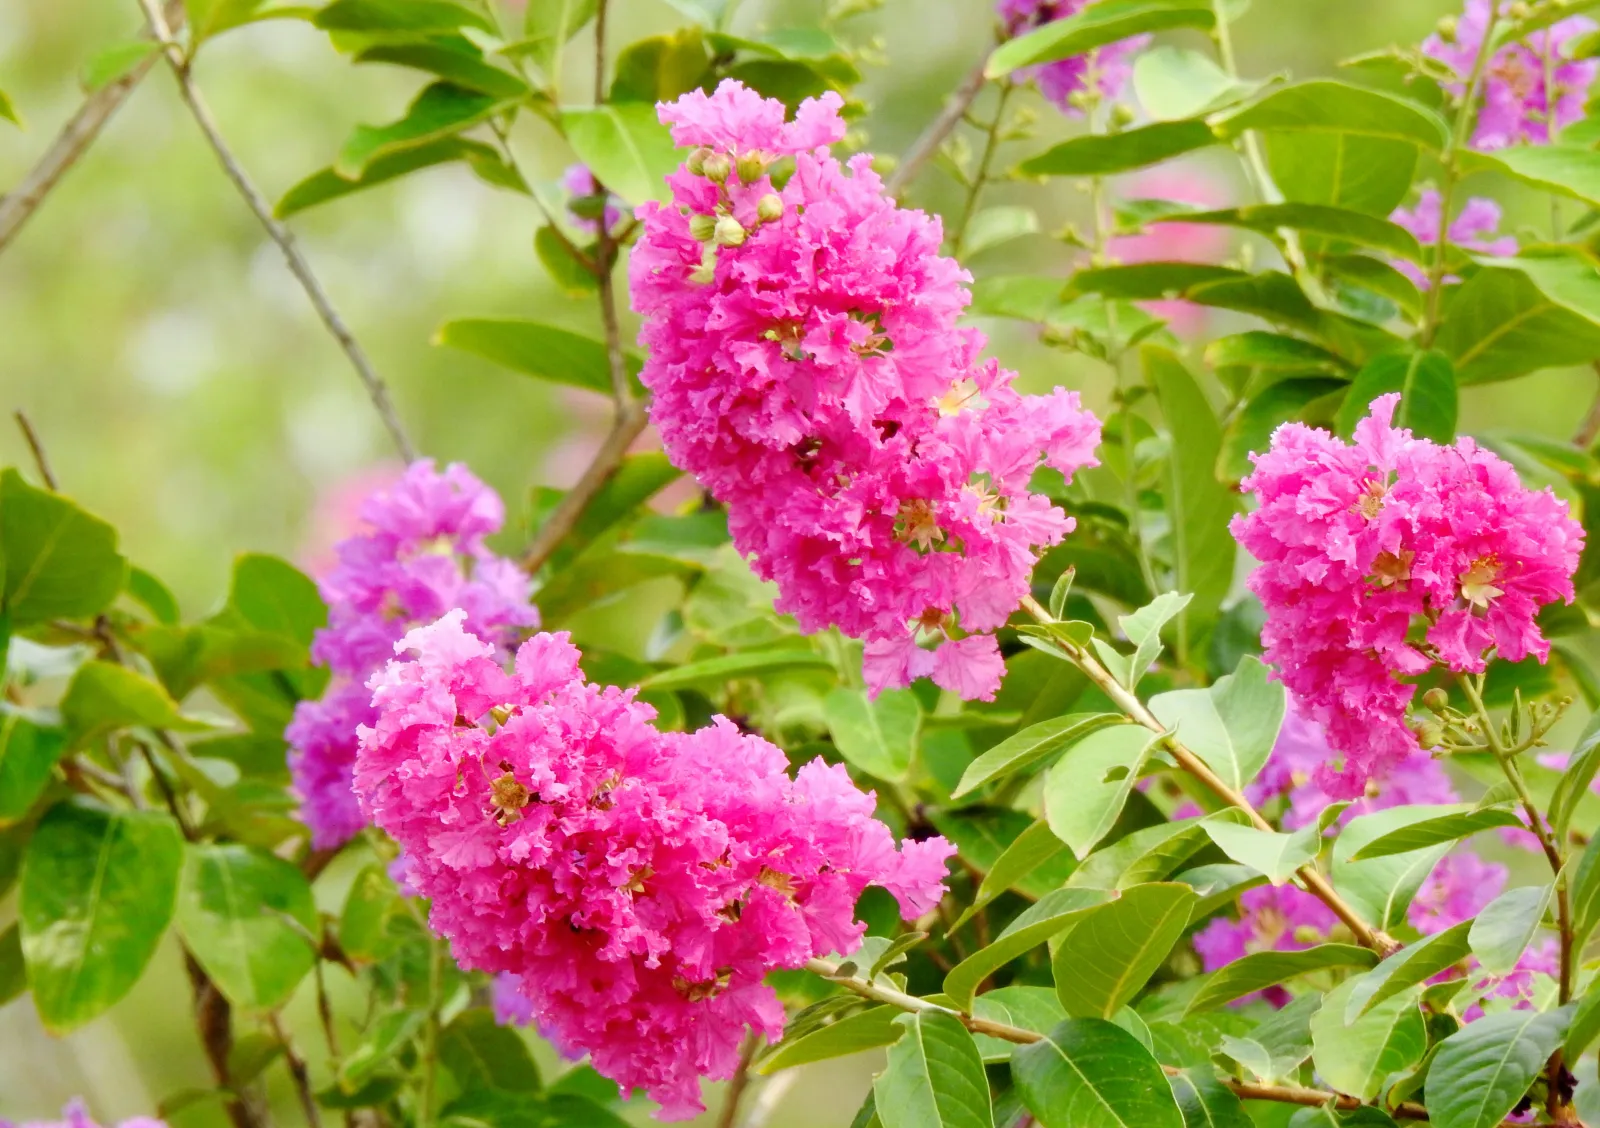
[[286, 460, 538, 849], [631, 80, 1101, 702], [996, 0, 1148, 115], [1424, 0, 1599, 149], [353, 610, 953, 1120], [1389, 189, 1518, 288], [1234, 394, 1583, 797], [0, 1101, 165, 1128]]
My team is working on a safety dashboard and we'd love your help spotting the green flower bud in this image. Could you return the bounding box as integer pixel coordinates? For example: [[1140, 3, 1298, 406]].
[[713, 214, 746, 247], [686, 147, 713, 176], [737, 150, 769, 184], [1422, 687, 1451, 714], [702, 152, 732, 184], [1436, 14, 1459, 40], [688, 214, 717, 242], [689, 245, 718, 284], [1416, 720, 1445, 750], [1110, 103, 1137, 128], [756, 194, 784, 223]]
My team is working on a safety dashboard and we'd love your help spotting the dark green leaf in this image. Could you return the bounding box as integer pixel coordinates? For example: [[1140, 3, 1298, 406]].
[[1462, 145, 1600, 209], [1019, 121, 1217, 177], [177, 843, 317, 1011], [225, 553, 325, 645], [758, 1005, 903, 1074], [1570, 828, 1600, 956], [20, 799, 183, 1030], [988, 0, 1214, 79], [1334, 350, 1457, 443], [872, 1010, 994, 1128], [1565, 973, 1600, 1060], [0, 713, 67, 822], [1010, 1017, 1185, 1128], [1435, 265, 1600, 385], [1185, 945, 1377, 1015], [0, 923, 24, 1007], [1168, 1068, 1252, 1128], [1468, 882, 1553, 976], [546, 452, 682, 566], [1309, 978, 1427, 1102], [1068, 812, 1249, 892], [954, 713, 1124, 798], [434, 319, 643, 395], [278, 137, 516, 218], [81, 41, 160, 92], [439, 1007, 541, 1093], [1212, 80, 1448, 150], [824, 688, 919, 782], [1218, 377, 1346, 482], [125, 566, 180, 625], [560, 103, 681, 206], [1323, 254, 1425, 317], [1054, 883, 1196, 1018], [1, 469, 127, 628], [1044, 725, 1163, 858], [336, 82, 505, 179], [944, 887, 1112, 1010], [1343, 921, 1472, 1022], [1069, 263, 1246, 301], [355, 41, 529, 99], [972, 987, 1069, 1062], [638, 647, 831, 690], [0, 88, 19, 127], [1180, 204, 1423, 260], [951, 818, 1077, 930], [611, 28, 712, 103], [534, 225, 598, 297], [1349, 805, 1521, 859], [1428, 1007, 1572, 1128]]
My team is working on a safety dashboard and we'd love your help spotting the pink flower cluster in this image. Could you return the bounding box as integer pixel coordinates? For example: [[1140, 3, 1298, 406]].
[[353, 611, 953, 1120], [1389, 189, 1517, 288], [286, 461, 538, 848], [630, 81, 1101, 702], [563, 163, 625, 238], [1, 1103, 163, 1128], [1234, 394, 1582, 796], [1424, 0, 1598, 149], [997, 0, 1148, 115]]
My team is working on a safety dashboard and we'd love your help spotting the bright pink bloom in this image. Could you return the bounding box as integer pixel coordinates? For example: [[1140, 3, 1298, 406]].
[[997, 0, 1148, 115], [0, 1102, 165, 1128], [1235, 395, 1582, 796], [354, 611, 952, 1120], [1410, 851, 1507, 933], [1192, 885, 1339, 1005], [1109, 167, 1232, 335], [288, 461, 538, 848], [1389, 190, 1517, 287], [1424, 0, 1598, 149], [631, 81, 1101, 701]]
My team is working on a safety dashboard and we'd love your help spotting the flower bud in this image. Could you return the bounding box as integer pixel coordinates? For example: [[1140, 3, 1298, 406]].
[[737, 150, 769, 184], [1110, 103, 1137, 128], [1508, 1, 1532, 18], [701, 152, 731, 184], [1422, 687, 1450, 714], [689, 244, 718, 284], [1416, 720, 1446, 749], [688, 214, 717, 242], [686, 147, 713, 176], [1436, 14, 1458, 40], [713, 214, 747, 246], [756, 194, 785, 223]]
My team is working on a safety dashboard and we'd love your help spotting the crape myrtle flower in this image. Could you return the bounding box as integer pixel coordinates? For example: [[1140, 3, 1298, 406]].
[[997, 0, 1149, 115]]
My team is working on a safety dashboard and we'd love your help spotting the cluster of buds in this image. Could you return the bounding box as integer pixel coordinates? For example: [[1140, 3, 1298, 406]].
[[1414, 682, 1573, 756], [681, 146, 787, 282]]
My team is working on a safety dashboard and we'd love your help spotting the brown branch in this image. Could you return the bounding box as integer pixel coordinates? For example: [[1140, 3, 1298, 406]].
[[13, 410, 59, 489], [187, 952, 268, 1128], [271, 1014, 324, 1128], [884, 57, 990, 199], [132, 0, 417, 463], [519, 401, 649, 573], [715, 1036, 759, 1128]]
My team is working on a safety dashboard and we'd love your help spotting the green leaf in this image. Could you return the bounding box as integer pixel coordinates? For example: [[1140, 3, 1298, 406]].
[[278, 137, 515, 218], [1462, 144, 1600, 209], [355, 41, 529, 99], [1323, 253, 1425, 317], [131, 623, 308, 701], [81, 41, 160, 92], [1185, 945, 1377, 1015], [1144, 347, 1236, 640], [1348, 805, 1522, 859], [1044, 725, 1163, 858], [1053, 883, 1197, 1018], [1468, 882, 1553, 976], [340, 1008, 427, 1089], [125, 566, 180, 625], [177, 843, 317, 1011], [1010, 1017, 1185, 1128], [560, 103, 681, 206], [610, 27, 711, 103], [1205, 331, 1347, 374], [1569, 831, 1600, 957], [1263, 132, 1418, 217], [1068, 812, 1249, 892], [522, 0, 597, 72], [184, 0, 275, 43], [1218, 377, 1345, 482], [637, 647, 832, 690], [971, 987, 1069, 1062], [954, 713, 1124, 798], [1149, 657, 1283, 795], [0, 713, 67, 823], [0, 923, 24, 1007], [434, 319, 643, 395], [225, 555, 325, 643], [1113, 591, 1193, 690], [336, 82, 505, 179], [988, 0, 1215, 79], [1183, 204, 1423, 260], [951, 818, 1076, 930], [1428, 1007, 1572, 1128], [1550, 712, 1600, 841], [824, 688, 920, 782], [1212, 80, 1448, 150], [1019, 121, 1217, 177], [1435, 265, 1600, 385], [19, 799, 183, 1031], [873, 1010, 993, 1128], [1219, 992, 1318, 1083], [545, 453, 682, 567], [1565, 974, 1600, 1060], [1309, 978, 1427, 1102], [759, 1005, 903, 1074], [944, 887, 1112, 1010], [439, 1007, 541, 1092], [339, 863, 405, 962], [1069, 263, 1246, 302], [1333, 805, 1458, 931], [1168, 1067, 1252, 1128], [0, 88, 19, 127], [60, 661, 213, 747], [1, 469, 127, 628], [1174, 862, 1265, 918], [961, 206, 1041, 257], [1133, 46, 1263, 121], [315, 0, 494, 37], [1333, 350, 1457, 443], [1342, 920, 1472, 1022], [535, 225, 598, 296], [1202, 820, 1322, 886]]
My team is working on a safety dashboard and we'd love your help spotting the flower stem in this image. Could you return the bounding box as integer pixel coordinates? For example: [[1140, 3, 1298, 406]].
[[950, 81, 1013, 256]]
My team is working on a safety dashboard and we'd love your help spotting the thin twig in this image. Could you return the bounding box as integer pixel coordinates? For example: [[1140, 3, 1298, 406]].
[[0, 3, 184, 255], [13, 410, 59, 489], [1019, 594, 1394, 954], [715, 1036, 759, 1128], [132, 0, 417, 462], [884, 58, 990, 198], [271, 1014, 325, 1128], [949, 81, 1013, 257]]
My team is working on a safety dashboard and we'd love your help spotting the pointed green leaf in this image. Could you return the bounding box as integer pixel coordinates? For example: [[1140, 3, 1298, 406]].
[[336, 82, 506, 178], [824, 688, 920, 782], [873, 1010, 994, 1128], [434, 318, 643, 395], [955, 713, 1124, 798], [951, 819, 1076, 930], [1211, 80, 1449, 150], [1168, 1068, 1252, 1128], [1550, 713, 1600, 841], [278, 137, 514, 218], [1186, 945, 1377, 1015], [1343, 921, 1472, 1022], [1069, 811, 1250, 892], [1348, 805, 1522, 859], [60, 661, 215, 747], [637, 647, 831, 690], [1133, 45, 1264, 122], [1435, 266, 1600, 385], [1334, 350, 1457, 443], [1149, 656, 1283, 794], [1179, 203, 1424, 260], [758, 1005, 903, 1074], [1044, 725, 1163, 858], [1053, 883, 1196, 1018], [560, 103, 681, 206], [1428, 1007, 1573, 1128], [971, 987, 1069, 1062], [0, 923, 24, 1006], [1309, 978, 1427, 1102], [1468, 882, 1553, 976], [438, 1007, 541, 1092], [1333, 805, 1458, 930], [988, 0, 1215, 79], [1462, 144, 1600, 208], [177, 843, 317, 1011], [1202, 820, 1322, 886], [1010, 1017, 1185, 1128], [944, 887, 1112, 1010], [1, 469, 127, 628], [0, 713, 68, 822], [314, 0, 494, 36], [1019, 120, 1217, 177]]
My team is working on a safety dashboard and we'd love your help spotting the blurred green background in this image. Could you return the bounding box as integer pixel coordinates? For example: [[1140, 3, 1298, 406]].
[[0, 0, 1592, 1123]]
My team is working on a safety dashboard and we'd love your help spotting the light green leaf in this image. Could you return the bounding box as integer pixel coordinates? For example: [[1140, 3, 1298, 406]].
[[336, 82, 506, 178], [1333, 805, 1457, 930], [954, 713, 1124, 798], [1010, 1017, 1185, 1128], [177, 843, 317, 1011], [1168, 1067, 1252, 1128], [1343, 921, 1472, 1022], [1133, 46, 1263, 121], [1428, 1007, 1572, 1128], [1348, 805, 1521, 859], [1185, 945, 1377, 1015], [278, 137, 517, 218], [1019, 121, 1217, 177], [0, 88, 19, 127], [1053, 883, 1196, 1019], [1323, 253, 1425, 317], [1219, 992, 1318, 1083], [60, 661, 216, 747], [1201, 820, 1321, 886], [1434, 265, 1600, 385], [560, 103, 681, 206], [610, 28, 712, 104], [315, 0, 494, 37], [81, 41, 160, 92], [1043, 725, 1163, 858], [20, 799, 183, 1031], [1149, 656, 1283, 795], [971, 987, 1069, 1062], [637, 647, 832, 690], [434, 319, 643, 395], [354, 41, 529, 99], [125, 566, 180, 625], [0, 713, 68, 823], [758, 1005, 903, 1074], [340, 1008, 426, 1089], [1468, 882, 1553, 976], [1550, 712, 1600, 841], [1, 469, 127, 628], [1462, 144, 1600, 208], [1204, 331, 1347, 374], [1309, 978, 1427, 1102], [944, 887, 1112, 1010], [1264, 132, 1418, 217], [1068, 812, 1248, 892], [184, 0, 275, 44], [1569, 831, 1600, 957], [1565, 974, 1600, 1060], [438, 1007, 541, 1092], [535, 224, 598, 296], [1181, 203, 1423, 260], [522, 0, 597, 72], [1218, 377, 1346, 482], [1334, 350, 1457, 443], [961, 206, 1040, 257], [951, 819, 1077, 930], [1174, 862, 1266, 918], [824, 688, 920, 782], [1211, 80, 1448, 150], [873, 1010, 994, 1128], [1118, 591, 1194, 689], [988, 0, 1215, 79]]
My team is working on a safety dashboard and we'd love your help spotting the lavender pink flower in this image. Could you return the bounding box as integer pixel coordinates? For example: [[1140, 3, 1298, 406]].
[[1234, 394, 1582, 796], [353, 610, 953, 1120], [997, 0, 1148, 115], [1423, 0, 1598, 149], [1389, 189, 1517, 288], [631, 81, 1101, 702], [0, 1102, 164, 1128], [563, 163, 625, 238], [1108, 166, 1232, 336], [287, 460, 538, 849]]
